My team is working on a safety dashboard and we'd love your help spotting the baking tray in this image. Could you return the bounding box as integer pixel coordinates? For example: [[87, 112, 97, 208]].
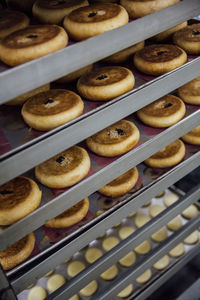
[[4, 140, 199, 280], [16, 186, 200, 300]]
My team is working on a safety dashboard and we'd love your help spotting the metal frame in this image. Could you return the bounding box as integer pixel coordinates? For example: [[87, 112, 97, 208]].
[[0, 0, 200, 103], [1, 111, 199, 251], [9, 163, 200, 293], [1, 58, 200, 184]]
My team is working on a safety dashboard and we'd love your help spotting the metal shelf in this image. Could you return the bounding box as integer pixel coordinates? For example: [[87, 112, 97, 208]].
[[0, 109, 199, 251], [0, 0, 199, 104], [1, 57, 200, 185], [9, 161, 200, 293]]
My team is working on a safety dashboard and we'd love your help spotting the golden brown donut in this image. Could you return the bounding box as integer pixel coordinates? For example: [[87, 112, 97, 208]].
[[45, 198, 89, 228], [134, 44, 187, 75], [0, 233, 35, 270], [0, 10, 29, 39], [63, 3, 128, 41], [173, 24, 200, 55], [177, 76, 200, 105], [35, 146, 91, 188], [181, 125, 200, 146], [98, 166, 138, 197], [33, 0, 89, 24], [0, 177, 42, 225], [144, 139, 185, 168], [120, 0, 179, 19], [77, 66, 135, 101], [137, 94, 186, 128], [86, 120, 140, 157], [0, 25, 68, 66], [21, 89, 84, 131]]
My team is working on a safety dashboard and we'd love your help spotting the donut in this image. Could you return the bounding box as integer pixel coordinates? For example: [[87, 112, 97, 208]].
[[33, 0, 89, 24], [144, 139, 186, 168], [85, 247, 103, 263], [181, 126, 200, 146], [136, 269, 152, 284], [77, 66, 135, 101], [134, 44, 187, 75], [86, 120, 140, 157], [119, 226, 135, 240], [134, 240, 151, 255], [178, 76, 200, 105], [0, 177, 42, 225], [118, 251, 136, 267], [120, 0, 179, 19], [47, 274, 66, 293], [163, 193, 179, 207], [6, 0, 36, 13], [173, 24, 200, 55], [0, 25, 68, 66], [0, 10, 29, 39], [35, 146, 91, 188], [45, 198, 89, 228], [134, 214, 150, 227], [167, 216, 182, 231], [102, 236, 119, 251], [28, 286, 47, 300], [184, 231, 199, 245], [117, 284, 134, 298], [56, 64, 93, 84], [103, 40, 144, 63], [6, 83, 50, 106], [0, 233, 35, 270], [148, 205, 165, 217], [137, 95, 186, 128], [63, 3, 128, 41], [181, 204, 198, 219], [153, 255, 170, 270], [169, 243, 185, 257], [67, 260, 85, 277], [152, 22, 187, 42], [100, 265, 118, 280], [21, 89, 84, 131], [98, 167, 138, 197], [80, 280, 98, 297]]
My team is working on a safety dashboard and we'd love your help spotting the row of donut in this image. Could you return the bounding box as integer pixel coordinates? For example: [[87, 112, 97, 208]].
[[0, 2, 200, 66], [0, 126, 197, 229], [4, 66, 200, 132]]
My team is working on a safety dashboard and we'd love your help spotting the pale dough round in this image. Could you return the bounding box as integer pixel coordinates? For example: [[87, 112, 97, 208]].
[[134, 241, 151, 255], [167, 216, 182, 231], [169, 243, 185, 258], [153, 255, 170, 270], [118, 251, 136, 267], [69, 295, 79, 300], [181, 205, 198, 219], [156, 191, 165, 198], [151, 227, 168, 243], [85, 248, 103, 264], [47, 274, 66, 293], [28, 286, 47, 300], [142, 200, 152, 207], [80, 280, 98, 297], [128, 211, 136, 218], [149, 205, 165, 217], [44, 269, 54, 277], [117, 284, 133, 298], [119, 226, 135, 240], [102, 236, 119, 251], [67, 261, 85, 278], [134, 214, 151, 228], [184, 231, 199, 244], [100, 265, 118, 280], [114, 222, 122, 228], [163, 193, 179, 207], [136, 269, 152, 284]]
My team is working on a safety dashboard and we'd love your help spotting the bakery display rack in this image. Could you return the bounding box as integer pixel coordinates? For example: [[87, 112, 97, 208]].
[[0, 0, 200, 300]]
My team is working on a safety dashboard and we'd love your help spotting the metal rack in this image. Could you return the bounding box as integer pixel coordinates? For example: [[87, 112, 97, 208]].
[[0, 1, 200, 299]]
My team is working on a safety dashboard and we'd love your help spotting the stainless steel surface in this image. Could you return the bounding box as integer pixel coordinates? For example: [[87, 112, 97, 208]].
[[0, 0, 199, 104], [10, 161, 200, 293], [1, 58, 200, 184]]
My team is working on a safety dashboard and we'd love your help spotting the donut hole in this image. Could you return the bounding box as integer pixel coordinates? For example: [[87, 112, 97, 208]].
[[44, 98, 54, 104], [115, 128, 124, 135], [88, 12, 97, 18], [96, 74, 108, 80], [56, 156, 65, 164], [164, 103, 173, 109], [192, 30, 200, 36], [27, 35, 38, 39], [0, 190, 13, 195], [157, 51, 168, 56]]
